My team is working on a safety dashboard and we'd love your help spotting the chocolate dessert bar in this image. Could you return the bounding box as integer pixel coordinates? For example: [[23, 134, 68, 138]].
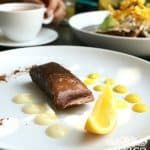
[[29, 62, 94, 109]]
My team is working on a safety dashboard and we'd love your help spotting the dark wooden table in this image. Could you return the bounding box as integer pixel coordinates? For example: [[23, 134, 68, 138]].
[[0, 24, 149, 150]]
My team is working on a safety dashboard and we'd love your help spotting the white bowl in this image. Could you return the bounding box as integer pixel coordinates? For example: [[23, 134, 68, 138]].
[[69, 11, 150, 56]]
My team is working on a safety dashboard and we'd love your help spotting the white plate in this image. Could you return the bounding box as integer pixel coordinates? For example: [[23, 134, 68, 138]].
[[69, 11, 150, 56], [0, 28, 58, 47], [0, 46, 150, 150]]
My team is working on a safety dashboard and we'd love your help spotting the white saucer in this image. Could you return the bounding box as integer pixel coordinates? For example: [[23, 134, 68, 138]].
[[0, 27, 58, 47]]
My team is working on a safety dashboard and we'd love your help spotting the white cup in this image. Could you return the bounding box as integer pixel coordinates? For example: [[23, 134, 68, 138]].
[[0, 3, 53, 42]]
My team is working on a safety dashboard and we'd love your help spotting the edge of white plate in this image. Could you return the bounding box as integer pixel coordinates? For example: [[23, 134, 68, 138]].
[[0, 45, 149, 65]]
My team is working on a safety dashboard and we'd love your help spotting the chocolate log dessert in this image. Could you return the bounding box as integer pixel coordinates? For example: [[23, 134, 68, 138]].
[[29, 62, 94, 109]]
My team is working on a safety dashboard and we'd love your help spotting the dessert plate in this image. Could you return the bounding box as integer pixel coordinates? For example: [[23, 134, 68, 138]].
[[0, 28, 58, 47], [0, 46, 149, 150]]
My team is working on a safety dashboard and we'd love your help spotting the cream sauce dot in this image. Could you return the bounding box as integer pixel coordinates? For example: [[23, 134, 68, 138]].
[[46, 110, 57, 119], [13, 93, 35, 104], [22, 104, 47, 114], [46, 124, 68, 138], [34, 113, 57, 126]]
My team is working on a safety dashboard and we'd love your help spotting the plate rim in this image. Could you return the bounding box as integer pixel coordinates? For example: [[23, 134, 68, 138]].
[[0, 45, 149, 65]]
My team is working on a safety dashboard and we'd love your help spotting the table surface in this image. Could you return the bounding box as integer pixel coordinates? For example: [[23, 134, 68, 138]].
[[0, 24, 150, 149], [0, 23, 150, 61], [0, 24, 83, 51]]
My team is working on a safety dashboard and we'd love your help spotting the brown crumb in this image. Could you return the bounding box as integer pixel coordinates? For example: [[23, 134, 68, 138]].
[[0, 118, 5, 125], [0, 74, 7, 82], [0, 65, 33, 83], [12, 67, 32, 75], [0, 118, 9, 125], [13, 70, 20, 75]]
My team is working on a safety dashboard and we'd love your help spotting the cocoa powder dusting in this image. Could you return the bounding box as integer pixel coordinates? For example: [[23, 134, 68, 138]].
[[0, 118, 5, 125], [12, 67, 31, 75], [13, 70, 20, 75], [0, 66, 32, 83], [0, 74, 7, 82]]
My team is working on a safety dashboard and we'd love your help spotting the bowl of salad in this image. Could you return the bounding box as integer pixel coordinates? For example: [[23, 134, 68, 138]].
[[69, 0, 150, 56]]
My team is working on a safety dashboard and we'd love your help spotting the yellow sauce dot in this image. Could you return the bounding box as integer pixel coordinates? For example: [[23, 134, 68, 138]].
[[116, 100, 128, 109], [34, 113, 57, 126], [125, 94, 141, 103], [12, 93, 35, 104], [113, 85, 128, 94], [88, 73, 100, 80], [22, 104, 47, 114], [84, 78, 95, 85], [93, 85, 104, 92], [132, 103, 149, 113], [104, 78, 115, 85], [46, 124, 68, 138]]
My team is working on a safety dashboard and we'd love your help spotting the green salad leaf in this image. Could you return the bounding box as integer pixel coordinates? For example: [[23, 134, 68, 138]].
[[97, 15, 119, 32]]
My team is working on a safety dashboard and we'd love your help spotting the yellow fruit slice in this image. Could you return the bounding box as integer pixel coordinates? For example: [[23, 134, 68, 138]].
[[85, 85, 117, 134]]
